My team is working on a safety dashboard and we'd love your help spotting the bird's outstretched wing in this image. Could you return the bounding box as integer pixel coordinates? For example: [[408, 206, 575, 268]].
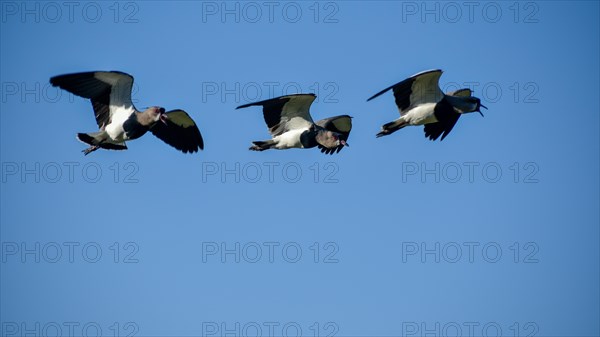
[[367, 69, 444, 115], [50, 71, 134, 129], [315, 115, 353, 154], [424, 88, 472, 141], [237, 94, 315, 137], [150, 109, 204, 153], [446, 88, 473, 97]]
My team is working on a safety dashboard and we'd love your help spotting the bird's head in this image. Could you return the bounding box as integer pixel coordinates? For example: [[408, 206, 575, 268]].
[[147, 106, 168, 125], [316, 130, 349, 148], [449, 96, 487, 117], [471, 97, 487, 117]]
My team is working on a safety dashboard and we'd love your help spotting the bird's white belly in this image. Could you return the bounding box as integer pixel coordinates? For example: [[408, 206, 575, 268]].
[[105, 107, 134, 141], [404, 103, 438, 125], [273, 128, 306, 149]]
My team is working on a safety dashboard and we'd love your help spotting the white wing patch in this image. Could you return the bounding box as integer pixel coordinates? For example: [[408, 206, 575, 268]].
[[285, 116, 313, 133], [403, 103, 438, 125], [94, 72, 135, 117], [408, 70, 444, 108], [281, 95, 316, 123], [105, 106, 135, 141], [273, 128, 308, 149]]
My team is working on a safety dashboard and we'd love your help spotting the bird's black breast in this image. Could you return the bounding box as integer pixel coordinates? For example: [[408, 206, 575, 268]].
[[433, 97, 457, 121], [424, 96, 461, 141], [300, 129, 318, 149], [122, 114, 149, 140]]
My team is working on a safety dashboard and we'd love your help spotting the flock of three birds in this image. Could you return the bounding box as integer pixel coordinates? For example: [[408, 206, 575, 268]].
[[49, 69, 486, 155]]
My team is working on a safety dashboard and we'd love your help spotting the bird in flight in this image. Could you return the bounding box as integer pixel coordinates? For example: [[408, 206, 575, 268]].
[[367, 69, 486, 141], [50, 71, 204, 155], [236, 94, 352, 155]]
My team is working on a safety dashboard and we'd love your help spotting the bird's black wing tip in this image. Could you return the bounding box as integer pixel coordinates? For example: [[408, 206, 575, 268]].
[[236, 101, 263, 109], [367, 85, 395, 102]]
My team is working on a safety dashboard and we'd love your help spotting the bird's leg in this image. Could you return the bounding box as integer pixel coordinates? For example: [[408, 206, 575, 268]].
[[377, 119, 407, 138], [376, 130, 390, 138], [249, 140, 275, 151], [82, 145, 100, 156], [249, 144, 268, 151]]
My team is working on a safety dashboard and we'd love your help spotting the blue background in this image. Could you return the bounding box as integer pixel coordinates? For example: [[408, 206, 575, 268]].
[[1, 1, 598, 336]]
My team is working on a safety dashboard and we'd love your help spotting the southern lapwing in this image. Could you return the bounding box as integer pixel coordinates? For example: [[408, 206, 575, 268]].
[[236, 94, 352, 155], [367, 69, 486, 140], [50, 71, 204, 155]]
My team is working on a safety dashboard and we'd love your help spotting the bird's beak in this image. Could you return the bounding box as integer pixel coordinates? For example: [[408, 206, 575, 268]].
[[160, 113, 169, 125], [340, 140, 349, 147], [477, 104, 487, 117]]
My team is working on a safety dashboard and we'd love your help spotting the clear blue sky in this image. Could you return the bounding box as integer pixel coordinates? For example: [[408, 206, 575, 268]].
[[1, 1, 598, 336]]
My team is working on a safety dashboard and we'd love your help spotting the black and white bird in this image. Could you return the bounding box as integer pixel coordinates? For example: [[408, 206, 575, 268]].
[[367, 69, 486, 141], [50, 71, 204, 155], [236, 94, 352, 154]]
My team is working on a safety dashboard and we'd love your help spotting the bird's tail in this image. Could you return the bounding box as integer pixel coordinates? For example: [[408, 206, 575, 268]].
[[249, 140, 275, 151], [376, 119, 407, 138], [77, 132, 127, 155]]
